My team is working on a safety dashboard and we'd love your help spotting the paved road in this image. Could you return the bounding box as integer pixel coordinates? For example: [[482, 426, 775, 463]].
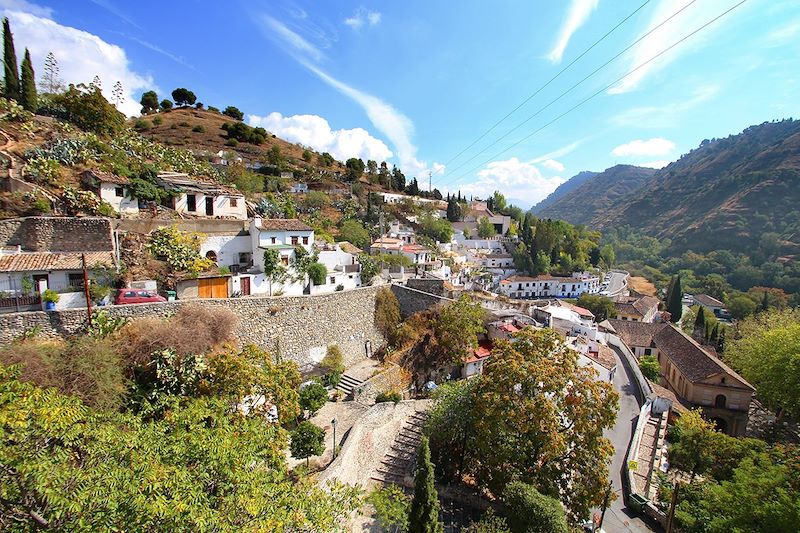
[[595, 346, 655, 533], [605, 271, 629, 298]]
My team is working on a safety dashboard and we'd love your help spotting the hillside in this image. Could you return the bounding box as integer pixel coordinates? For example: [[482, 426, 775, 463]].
[[534, 165, 656, 225], [599, 119, 800, 258], [532, 170, 597, 213]]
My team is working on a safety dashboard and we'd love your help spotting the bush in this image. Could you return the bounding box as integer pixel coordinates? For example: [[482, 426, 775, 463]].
[[639, 355, 661, 381], [147, 226, 213, 274], [502, 482, 568, 533], [191, 125, 205, 133], [134, 118, 151, 131], [223, 106, 244, 120], [225, 138, 238, 147], [152, 116, 163, 126], [375, 391, 402, 404], [41, 289, 60, 303], [207, 106, 219, 113], [375, 287, 401, 338], [320, 345, 345, 375], [299, 381, 328, 417], [52, 84, 125, 136], [25, 156, 60, 184]]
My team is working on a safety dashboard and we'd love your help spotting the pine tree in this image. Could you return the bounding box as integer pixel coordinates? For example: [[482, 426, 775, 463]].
[[667, 275, 683, 323], [19, 48, 36, 111], [408, 437, 442, 533], [3, 17, 20, 101]]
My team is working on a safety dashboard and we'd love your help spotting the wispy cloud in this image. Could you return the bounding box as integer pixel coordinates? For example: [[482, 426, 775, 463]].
[[111, 32, 196, 71], [258, 14, 441, 177], [344, 7, 382, 29], [611, 137, 675, 157], [88, 0, 141, 29], [611, 84, 719, 128], [608, 0, 745, 94], [530, 139, 583, 163], [547, 0, 598, 63], [0, 0, 52, 17]]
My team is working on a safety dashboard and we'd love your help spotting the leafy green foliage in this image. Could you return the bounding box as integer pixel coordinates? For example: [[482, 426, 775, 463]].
[[408, 436, 443, 533], [638, 355, 661, 381], [223, 105, 243, 120], [515, 214, 600, 275], [345, 157, 365, 181], [19, 48, 36, 112], [367, 484, 410, 532], [477, 216, 496, 238], [25, 155, 60, 184], [148, 226, 213, 275], [375, 390, 402, 403], [222, 120, 267, 144], [263, 248, 287, 295], [375, 286, 401, 338], [666, 274, 683, 323], [171, 87, 196, 107], [52, 83, 125, 136], [307, 262, 327, 285], [502, 482, 568, 533], [463, 509, 510, 533], [140, 90, 158, 113], [576, 293, 617, 322], [3, 17, 19, 101], [299, 381, 328, 417], [290, 420, 326, 465], [418, 214, 453, 243], [338, 219, 371, 249], [433, 295, 485, 365]]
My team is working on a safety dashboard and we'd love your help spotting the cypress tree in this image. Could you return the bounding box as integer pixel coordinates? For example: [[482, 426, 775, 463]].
[[761, 290, 769, 312], [3, 17, 20, 101], [667, 275, 683, 323], [19, 48, 36, 111], [694, 306, 706, 335], [408, 437, 442, 533]]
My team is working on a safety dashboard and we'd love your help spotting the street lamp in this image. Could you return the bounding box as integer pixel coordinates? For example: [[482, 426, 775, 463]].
[[331, 418, 337, 461]]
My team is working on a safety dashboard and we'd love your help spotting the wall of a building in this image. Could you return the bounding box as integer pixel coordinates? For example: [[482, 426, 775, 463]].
[[99, 183, 139, 215], [391, 281, 453, 319], [0, 217, 114, 252], [0, 285, 390, 371]]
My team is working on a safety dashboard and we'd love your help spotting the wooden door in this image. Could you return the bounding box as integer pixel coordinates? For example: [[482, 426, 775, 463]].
[[198, 277, 228, 298], [205, 197, 214, 216], [240, 276, 250, 296]]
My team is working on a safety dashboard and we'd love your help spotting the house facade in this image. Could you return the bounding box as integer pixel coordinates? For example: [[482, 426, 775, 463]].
[[157, 172, 247, 219], [81, 170, 139, 216], [498, 272, 601, 299], [608, 319, 754, 436], [313, 242, 362, 294], [614, 295, 660, 322]]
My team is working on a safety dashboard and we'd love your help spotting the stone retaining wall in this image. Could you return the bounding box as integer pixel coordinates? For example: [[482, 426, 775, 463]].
[[0, 217, 114, 251], [0, 285, 386, 371], [391, 283, 453, 319]]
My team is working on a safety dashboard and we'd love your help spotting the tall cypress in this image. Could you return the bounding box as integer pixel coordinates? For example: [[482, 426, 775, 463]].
[[3, 17, 20, 101], [19, 48, 36, 111], [668, 275, 683, 323], [694, 306, 706, 338], [408, 437, 442, 533]]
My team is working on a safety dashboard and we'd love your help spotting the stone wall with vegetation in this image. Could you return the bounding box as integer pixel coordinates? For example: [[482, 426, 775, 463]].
[[0, 216, 114, 251], [391, 282, 453, 319], [354, 362, 410, 405], [0, 285, 387, 371]]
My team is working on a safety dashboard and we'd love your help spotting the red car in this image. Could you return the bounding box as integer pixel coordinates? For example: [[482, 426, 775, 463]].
[[114, 289, 167, 305]]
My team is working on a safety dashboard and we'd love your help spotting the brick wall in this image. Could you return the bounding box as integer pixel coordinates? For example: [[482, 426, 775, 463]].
[[0, 217, 114, 252]]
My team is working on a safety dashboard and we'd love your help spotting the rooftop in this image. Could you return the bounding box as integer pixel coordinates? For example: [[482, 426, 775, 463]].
[[81, 169, 130, 185], [0, 251, 116, 272], [256, 218, 313, 231], [694, 294, 726, 308], [157, 171, 243, 197]]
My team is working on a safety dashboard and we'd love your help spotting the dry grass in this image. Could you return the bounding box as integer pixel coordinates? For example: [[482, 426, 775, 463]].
[[629, 276, 658, 297]]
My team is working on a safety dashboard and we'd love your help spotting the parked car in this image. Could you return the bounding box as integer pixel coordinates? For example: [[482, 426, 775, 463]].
[[114, 289, 167, 305]]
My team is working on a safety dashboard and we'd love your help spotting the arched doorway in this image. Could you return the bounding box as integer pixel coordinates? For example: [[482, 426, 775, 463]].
[[205, 250, 218, 263], [714, 394, 727, 408], [711, 417, 728, 433]]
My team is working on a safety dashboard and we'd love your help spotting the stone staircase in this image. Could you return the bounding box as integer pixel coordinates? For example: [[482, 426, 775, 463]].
[[336, 372, 365, 398], [371, 409, 428, 486]]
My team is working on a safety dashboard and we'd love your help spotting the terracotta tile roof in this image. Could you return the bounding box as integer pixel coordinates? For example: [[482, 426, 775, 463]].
[[585, 345, 617, 371], [465, 340, 493, 363], [568, 304, 594, 317], [0, 251, 116, 272], [499, 323, 520, 333], [649, 381, 690, 414], [693, 294, 725, 308], [607, 319, 664, 348], [257, 219, 313, 231], [81, 169, 130, 185], [614, 295, 659, 318], [337, 241, 363, 255]]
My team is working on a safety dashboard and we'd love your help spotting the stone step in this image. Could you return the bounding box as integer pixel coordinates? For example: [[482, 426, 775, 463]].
[[335, 373, 364, 395]]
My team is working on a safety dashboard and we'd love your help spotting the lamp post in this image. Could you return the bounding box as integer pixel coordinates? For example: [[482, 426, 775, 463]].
[[331, 418, 337, 461]]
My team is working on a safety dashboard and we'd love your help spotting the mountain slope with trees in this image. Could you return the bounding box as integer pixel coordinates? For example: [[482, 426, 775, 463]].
[[534, 165, 656, 225]]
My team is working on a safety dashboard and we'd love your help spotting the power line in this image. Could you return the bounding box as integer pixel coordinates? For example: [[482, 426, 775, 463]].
[[436, 0, 700, 187], [431, 0, 654, 179], [442, 0, 748, 189]]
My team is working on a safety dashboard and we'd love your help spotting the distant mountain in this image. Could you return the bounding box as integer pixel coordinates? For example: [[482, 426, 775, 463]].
[[534, 165, 656, 225], [535, 119, 800, 260], [531, 170, 598, 214]]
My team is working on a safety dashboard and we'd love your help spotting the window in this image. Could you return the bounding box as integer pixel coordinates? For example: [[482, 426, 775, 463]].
[[230, 197, 238, 207], [720, 377, 726, 384], [291, 236, 299, 245], [68, 273, 85, 291], [206, 250, 218, 262], [714, 394, 727, 408], [644, 348, 652, 355], [238, 252, 251, 265], [271, 237, 276, 244], [281, 256, 289, 266], [330, 276, 336, 284], [302, 236, 308, 245], [115, 186, 124, 197], [187, 194, 197, 212]]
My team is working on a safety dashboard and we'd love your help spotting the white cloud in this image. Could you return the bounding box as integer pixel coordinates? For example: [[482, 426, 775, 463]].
[[639, 160, 670, 169], [547, 0, 598, 63], [262, 15, 324, 62], [247, 112, 393, 163], [611, 137, 675, 157], [542, 159, 565, 172], [1, 10, 154, 116], [611, 85, 719, 128], [457, 157, 565, 207], [530, 139, 583, 163], [344, 8, 382, 29], [608, 0, 743, 94], [0, 0, 51, 17]]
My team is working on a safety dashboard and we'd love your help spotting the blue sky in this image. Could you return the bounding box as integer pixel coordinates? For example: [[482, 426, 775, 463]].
[[1, 0, 799, 207]]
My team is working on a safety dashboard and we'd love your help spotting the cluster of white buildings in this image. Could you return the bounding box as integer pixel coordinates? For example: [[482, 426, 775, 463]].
[[498, 272, 602, 299]]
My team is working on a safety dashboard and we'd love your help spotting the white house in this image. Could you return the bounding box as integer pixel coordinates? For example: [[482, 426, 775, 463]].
[[498, 272, 600, 299], [81, 170, 139, 216], [388, 221, 416, 244], [247, 218, 315, 296], [157, 172, 247, 220], [312, 242, 362, 294], [370, 237, 433, 265], [290, 183, 309, 193]]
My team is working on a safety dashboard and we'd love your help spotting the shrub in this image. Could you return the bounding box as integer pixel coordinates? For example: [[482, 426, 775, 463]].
[[225, 138, 238, 147], [290, 421, 325, 466], [134, 118, 151, 131], [152, 116, 163, 126], [25, 156, 60, 184], [502, 481, 568, 533], [41, 289, 60, 303], [52, 84, 125, 136], [147, 226, 213, 274], [299, 381, 328, 417], [320, 345, 345, 375], [223, 106, 244, 120], [207, 106, 219, 113], [375, 391, 402, 404], [335, 284, 344, 292], [191, 125, 205, 133], [375, 287, 401, 338], [639, 355, 661, 381], [178, 121, 190, 127]]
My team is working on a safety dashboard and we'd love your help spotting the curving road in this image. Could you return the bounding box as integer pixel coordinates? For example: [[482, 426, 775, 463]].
[[605, 271, 629, 298]]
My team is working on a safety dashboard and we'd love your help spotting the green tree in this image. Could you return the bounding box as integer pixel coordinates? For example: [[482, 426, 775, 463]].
[[576, 293, 617, 322], [367, 484, 410, 533], [290, 420, 326, 467], [53, 83, 125, 136], [19, 48, 36, 111], [408, 436, 443, 533], [433, 295, 485, 365], [171, 87, 196, 106], [502, 481, 569, 533], [725, 309, 800, 418], [487, 190, 507, 213], [223, 105, 243, 120], [307, 262, 327, 286], [267, 144, 282, 165], [304, 190, 331, 209], [728, 295, 756, 320], [302, 149, 313, 162], [359, 253, 381, 285], [3, 17, 19, 101], [667, 274, 683, 323], [469, 328, 618, 522], [375, 286, 401, 338], [338, 219, 371, 249], [425, 379, 476, 480], [159, 98, 173, 111], [639, 355, 661, 381], [263, 248, 287, 296], [299, 382, 328, 417], [419, 214, 453, 243], [694, 306, 707, 338], [140, 90, 158, 114], [345, 157, 365, 181], [599, 244, 615, 268], [477, 216, 496, 238]]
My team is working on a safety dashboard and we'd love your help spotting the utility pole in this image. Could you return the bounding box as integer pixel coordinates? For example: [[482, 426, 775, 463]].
[[82, 253, 93, 329], [666, 482, 680, 533], [596, 482, 613, 532], [428, 170, 432, 193]]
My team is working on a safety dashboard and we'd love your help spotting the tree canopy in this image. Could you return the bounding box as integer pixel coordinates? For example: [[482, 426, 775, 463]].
[[171, 87, 196, 107]]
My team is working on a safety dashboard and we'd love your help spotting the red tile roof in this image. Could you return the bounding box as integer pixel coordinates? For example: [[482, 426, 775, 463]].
[[465, 340, 493, 363], [0, 251, 116, 272], [499, 323, 520, 333]]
